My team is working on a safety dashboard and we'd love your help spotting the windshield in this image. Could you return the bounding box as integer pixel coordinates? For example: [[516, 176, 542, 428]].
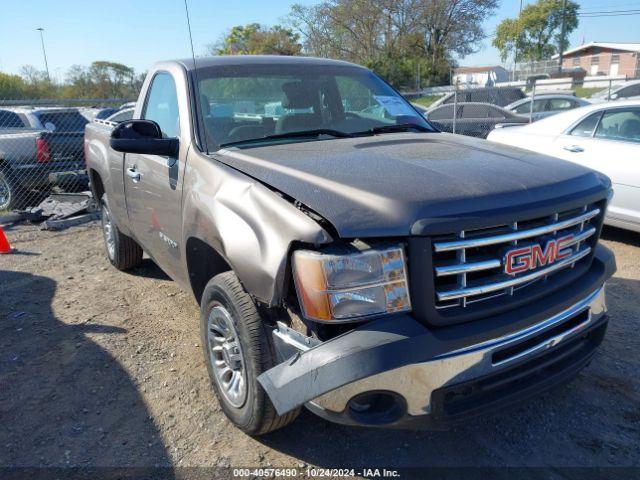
[[195, 64, 432, 151]]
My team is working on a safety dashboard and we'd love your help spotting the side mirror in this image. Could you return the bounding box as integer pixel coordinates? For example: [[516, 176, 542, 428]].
[[110, 119, 179, 157], [610, 93, 618, 100]]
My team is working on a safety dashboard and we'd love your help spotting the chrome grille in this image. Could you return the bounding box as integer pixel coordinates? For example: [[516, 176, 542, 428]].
[[432, 205, 601, 309]]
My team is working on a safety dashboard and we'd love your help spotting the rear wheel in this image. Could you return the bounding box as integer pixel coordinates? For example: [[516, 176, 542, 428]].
[[200, 272, 299, 435], [100, 194, 143, 270], [0, 169, 26, 211]]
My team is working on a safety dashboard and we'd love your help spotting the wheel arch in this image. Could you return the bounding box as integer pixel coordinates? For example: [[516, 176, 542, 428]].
[[88, 168, 105, 201], [186, 236, 232, 303]]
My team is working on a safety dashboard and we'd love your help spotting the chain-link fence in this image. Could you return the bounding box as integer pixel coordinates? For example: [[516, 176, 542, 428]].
[[0, 98, 133, 212], [3, 76, 640, 213], [415, 76, 640, 139]]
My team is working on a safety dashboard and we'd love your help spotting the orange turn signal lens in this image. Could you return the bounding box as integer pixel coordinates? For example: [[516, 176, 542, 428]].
[[292, 247, 411, 322], [292, 251, 332, 321]]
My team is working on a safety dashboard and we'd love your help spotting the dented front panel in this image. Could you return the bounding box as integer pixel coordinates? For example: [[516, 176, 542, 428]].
[[180, 148, 332, 304]]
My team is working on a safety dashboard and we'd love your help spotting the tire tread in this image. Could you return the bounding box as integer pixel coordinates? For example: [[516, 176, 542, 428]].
[[101, 195, 143, 271], [202, 272, 299, 435]]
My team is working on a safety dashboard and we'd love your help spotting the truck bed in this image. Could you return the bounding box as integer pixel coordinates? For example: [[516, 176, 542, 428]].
[[0, 128, 40, 164], [1, 126, 89, 194]]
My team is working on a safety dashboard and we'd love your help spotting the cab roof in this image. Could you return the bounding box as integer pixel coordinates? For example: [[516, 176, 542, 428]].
[[169, 55, 365, 71]]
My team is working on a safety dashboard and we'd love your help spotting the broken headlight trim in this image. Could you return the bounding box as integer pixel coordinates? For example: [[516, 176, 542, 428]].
[[292, 246, 411, 322]]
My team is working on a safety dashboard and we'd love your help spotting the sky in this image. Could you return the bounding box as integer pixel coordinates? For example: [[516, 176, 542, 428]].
[[0, 0, 639, 80]]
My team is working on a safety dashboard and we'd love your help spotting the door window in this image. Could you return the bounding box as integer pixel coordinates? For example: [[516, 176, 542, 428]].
[[532, 99, 547, 112], [570, 112, 602, 137], [429, 105, 455, 120], [143, 73, 180, 138], [594, 109, 640, 143], [513, 99, 545, 114], [488, 105, 507, 119], [513, 101, 531, 114], [462, 104, 492, 119], [0, 110, 25, 128], [548, 98, 573, 110], [617, 84, 640, 99]]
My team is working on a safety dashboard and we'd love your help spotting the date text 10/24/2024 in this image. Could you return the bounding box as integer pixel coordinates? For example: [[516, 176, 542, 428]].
[[232, 468, 401, 478]]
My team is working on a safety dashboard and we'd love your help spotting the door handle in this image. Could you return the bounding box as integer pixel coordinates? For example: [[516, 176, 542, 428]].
[[563, 145, 584, 153], [126, 167, 141, 182]]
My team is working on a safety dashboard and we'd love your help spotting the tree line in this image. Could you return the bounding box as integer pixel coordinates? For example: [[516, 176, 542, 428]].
[[213, 0, 499, 90], [0, 61, 144, 100], [210, 0, 578, 88]]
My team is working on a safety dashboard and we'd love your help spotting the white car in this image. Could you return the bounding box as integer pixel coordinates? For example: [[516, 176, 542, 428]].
[[488, 100, 640, 232]]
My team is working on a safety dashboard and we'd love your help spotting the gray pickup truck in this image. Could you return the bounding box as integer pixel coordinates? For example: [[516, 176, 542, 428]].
[[0, 107, 88, 210], [85, 56, 616, 435]]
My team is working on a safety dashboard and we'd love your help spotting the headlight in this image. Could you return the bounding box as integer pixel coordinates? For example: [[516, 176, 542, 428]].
[[292, 246, 411, 322]]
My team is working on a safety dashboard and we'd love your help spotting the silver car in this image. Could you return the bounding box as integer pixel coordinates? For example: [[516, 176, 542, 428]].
[[590, 80, 640, 103], [505, 94, 590, 121]]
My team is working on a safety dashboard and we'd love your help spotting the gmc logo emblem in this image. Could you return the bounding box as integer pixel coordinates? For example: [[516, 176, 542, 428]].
[[504, 234, 574, 275]]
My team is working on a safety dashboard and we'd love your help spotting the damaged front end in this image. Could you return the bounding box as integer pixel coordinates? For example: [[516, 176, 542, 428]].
[[259, 245, 614, 428]]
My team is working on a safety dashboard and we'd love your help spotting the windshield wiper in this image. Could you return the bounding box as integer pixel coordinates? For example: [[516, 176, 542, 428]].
[[219, 129, 354, 149], [363, 123, 432, 135]]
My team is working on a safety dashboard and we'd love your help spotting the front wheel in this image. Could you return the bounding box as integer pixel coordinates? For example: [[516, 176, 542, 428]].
[[200, 272, 299, 435]]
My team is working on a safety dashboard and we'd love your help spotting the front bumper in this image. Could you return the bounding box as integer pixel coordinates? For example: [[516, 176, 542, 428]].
[[258, 245, 615, 428], [308, 286, 607, 428]]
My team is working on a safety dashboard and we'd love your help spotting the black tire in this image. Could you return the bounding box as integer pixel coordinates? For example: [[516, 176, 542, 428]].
[[100, 194, 143, 270], [0, 168, 27, 211], [200, 271, 299, 435]]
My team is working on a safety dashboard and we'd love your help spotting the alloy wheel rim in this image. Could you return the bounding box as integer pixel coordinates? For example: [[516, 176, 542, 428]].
[[101, 205, 116, 259], [0, 175, 10, 210], [207, 303, 247, 408]]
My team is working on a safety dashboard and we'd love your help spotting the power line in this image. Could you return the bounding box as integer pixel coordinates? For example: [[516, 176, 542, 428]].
[[579, 11, 640, 16], [579, 8, 640, 14], [578, 1, 640, 10]]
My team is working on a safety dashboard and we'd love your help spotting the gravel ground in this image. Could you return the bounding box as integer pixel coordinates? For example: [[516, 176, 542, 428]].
[[1, 222, 639, 475]]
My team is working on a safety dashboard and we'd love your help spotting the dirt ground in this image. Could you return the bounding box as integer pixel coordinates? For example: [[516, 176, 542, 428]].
[[1, 221, 639, 475]]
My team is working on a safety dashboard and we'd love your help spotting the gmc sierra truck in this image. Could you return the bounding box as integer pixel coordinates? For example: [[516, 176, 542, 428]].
[[84, 56, 616, 435]]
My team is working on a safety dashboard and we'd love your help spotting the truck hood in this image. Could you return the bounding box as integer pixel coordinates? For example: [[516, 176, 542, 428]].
[[215, 132, 610, 238]]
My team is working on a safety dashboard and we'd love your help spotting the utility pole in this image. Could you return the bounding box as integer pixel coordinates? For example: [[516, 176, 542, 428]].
[[558, 0, 567, 74], [36, 27, 50, 82], [513, 0, 524, 82]]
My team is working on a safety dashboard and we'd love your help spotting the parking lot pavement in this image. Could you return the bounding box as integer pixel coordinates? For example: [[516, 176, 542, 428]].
[[1, 222, 639, 471]]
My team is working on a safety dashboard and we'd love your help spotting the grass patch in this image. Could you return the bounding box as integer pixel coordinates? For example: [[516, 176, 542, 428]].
[[574, 86, 605, 98], [412, 95, 443, 108]]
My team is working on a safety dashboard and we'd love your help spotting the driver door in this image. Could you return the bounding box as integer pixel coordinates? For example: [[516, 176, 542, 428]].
[[124, 72, 185, 278]]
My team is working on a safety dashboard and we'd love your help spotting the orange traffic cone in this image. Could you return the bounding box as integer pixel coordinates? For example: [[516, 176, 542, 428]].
[[0, 226, 13, 254]]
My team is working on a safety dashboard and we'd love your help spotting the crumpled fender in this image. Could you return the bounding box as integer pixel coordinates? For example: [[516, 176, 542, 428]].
[[181, 150, 332, 305]]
